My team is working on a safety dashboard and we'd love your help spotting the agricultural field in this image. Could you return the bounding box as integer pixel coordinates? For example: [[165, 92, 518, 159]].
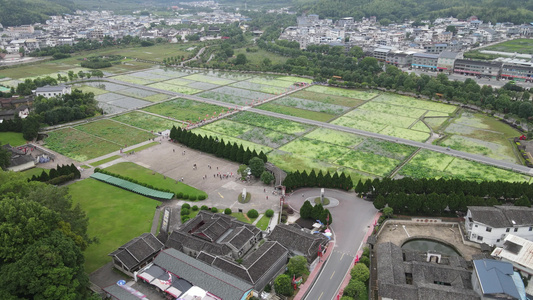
[[74, 119, 154, 146], [69, 178, 157, 273], [182, 74, 235, 85], [277, 76, 313, 84], [230, 112, 314, 135], [248, 77, 296, 88], [355, 139, 417, 160], [292, 90, 365, 107], [44, 128, 120, 161], [197, 91, 249, 105], [271, 96, 350, 115], [257, 102, 336, 122], [142, 98, 228, 123], [192, 128, 272, 153], [379, 126, 431, 142], [398, 149, 530, 182], [109, 74, 157, 85], [411, 121, 431, 133], [201, 119, 255, 137], [112, 111, 183, 132], [336, 150, 400, 177], [147, 82, 202, 95], [230, 81, 287, 94], [305, 85, 378, 100], [305, 128, 365, 148], [482, 39, 533, 55], [209, 86, 273, 100], [359, 101, 427, 119], [373, 93, 457, 114], [424, 117, 449, 130], [0, 132, 26, 146], [278, 138, 352, 163], [105, 162, 207, 198], [76, 85, 109, 96], [441, 112, 520, 163]]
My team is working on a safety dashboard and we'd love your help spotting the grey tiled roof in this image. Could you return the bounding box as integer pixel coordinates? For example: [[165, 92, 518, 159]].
[[267, 224, 328, 261], [35, 85, 68, 92], [109, 233, 164, 270], [154, 248, 252, 300], [242, 241, 288, 283], [468, 206, 533, 228], [104, 284, 147, 300]]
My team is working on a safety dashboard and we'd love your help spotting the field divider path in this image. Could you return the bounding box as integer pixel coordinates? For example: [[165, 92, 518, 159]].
[[137, 110, 188, 125], [388, 148, 422, 178]]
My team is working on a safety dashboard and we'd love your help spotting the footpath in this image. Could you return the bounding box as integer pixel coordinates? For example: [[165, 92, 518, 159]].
[[293, 241, 336, 300]]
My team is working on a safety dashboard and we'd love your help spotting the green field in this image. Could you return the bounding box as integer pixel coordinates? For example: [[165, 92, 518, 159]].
[[142, 98, 228, 123], [90, 155, 121, 167], [336, 150, 400, 177], [373, 93, 456, 114], [192, 128, 272, 153], [257, 102, 336, 122], [230, 112, 314, 135], [0, 132, 26, 146], [292, 90, 365, 107], [21, 167, 49, 179], [75, 119, 154, 147], [148, 82, 202, 94], [112, 111, 183, 132], [483, 39, 533, 55], [305, 86, 378, 100], [305, 128, 365, 147], [105, 162, 207, 199], [69, 179, 157, 273], [233, 48, 289, 65], [278, 138, 352, 163], [255, 215, 270, 231], [45, 128, 120, 161]]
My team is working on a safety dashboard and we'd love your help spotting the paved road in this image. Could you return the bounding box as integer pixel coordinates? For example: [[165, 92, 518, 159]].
[[248, 108, 533, 176], [287, 189, 377, 300]]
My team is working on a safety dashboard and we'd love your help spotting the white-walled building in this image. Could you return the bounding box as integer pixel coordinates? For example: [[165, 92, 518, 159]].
[[34, 85, 72, 98], [465, 206, 533, 247], [492, 234, 533, 276]]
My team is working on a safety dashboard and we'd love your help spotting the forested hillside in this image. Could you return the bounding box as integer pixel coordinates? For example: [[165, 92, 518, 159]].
[[295, 0, 533, 24], [0, 0, 75, 27]]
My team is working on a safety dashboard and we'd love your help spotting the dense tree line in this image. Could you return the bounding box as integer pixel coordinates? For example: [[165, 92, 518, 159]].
[[355, 177, 532, 216], [283, 169, 354, 191], [0, 0, 74, 26], [169, 125, 268, 164], [30, 163, 81, 185], [0, 171, 97, 299], [299, 200, 333, 225], [33, 89, 101, 126]]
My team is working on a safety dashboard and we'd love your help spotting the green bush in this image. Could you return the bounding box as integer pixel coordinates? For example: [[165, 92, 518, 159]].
[[280, 215, 287, 223], [265, 209, 274, 218], [224, 208, 232, 215], [247, 209, 259, 218], [198, 194, 206, 200], [181, 215, 190, 223], [182, 194, 189, 200], [182, 203, 191, 210], [211, 207, 218, 213], [177, 192, 183, 199], [181, 208, 190, 216], [189, 195, 197, 201], [201, 205, 209, 210], [192, 205, 199, 211]]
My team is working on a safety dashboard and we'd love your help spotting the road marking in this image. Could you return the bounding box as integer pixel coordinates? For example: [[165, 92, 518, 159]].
[[330, 271, 335, 279], [318, 292, 323, 300], [340, 253, 344, 261], [218, 192, 224, 198]]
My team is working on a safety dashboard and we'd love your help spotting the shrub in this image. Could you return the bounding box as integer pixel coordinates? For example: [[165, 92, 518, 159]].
[[198, 194, 206, 200], [359, 256, 370, 268], [247, 209, 259, 218], [264, 283, 271, 293], [211, 207, 218, 213], [274, 274, 293, 297], [181, 215, 190, 223], [182, 203, 191, 210], [224, 208, 232, 215], [182, 194, 189, 200], [362, 247, 370, 257], [350, 263, 370, 283], [189, 195, 197, 201], [280, 215, 287, 223], [201, 205, 209, 210], [176, 192, 183, 199], [286, 207, 294, 215], [265, 209, 274, 218], [181, 208, 190, 216], [281, 210, 288, 218], [192, 205, 199, 211]]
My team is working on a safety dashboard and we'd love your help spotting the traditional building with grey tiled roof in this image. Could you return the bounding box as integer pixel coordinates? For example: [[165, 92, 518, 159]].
[[267, 223, 328, 262], [109, 233, 164, 276], [377, 242, 480, 300]]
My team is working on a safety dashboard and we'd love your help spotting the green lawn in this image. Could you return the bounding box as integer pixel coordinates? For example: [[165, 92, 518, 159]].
[[142, 98, 227, 123], [21, 167, 49, 179], [257, 103, 336, 122], [483, 39, 533, 55], [75, 119, 154, 147], [255, 215, 271, 231], [234, 48, 289, 65], [112, 111, 183, 132], [104, 162, 207, 199], [69, 179, 158, 273], [90, 155, 121, 167], [0, 132, 27, 146], [44, 128, 121, 161], [231, 212, 257, 224]]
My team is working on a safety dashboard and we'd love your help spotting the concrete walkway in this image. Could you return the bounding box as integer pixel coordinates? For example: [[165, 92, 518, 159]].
[[150, 207, 162, 235], [293, 241, 335, 300]]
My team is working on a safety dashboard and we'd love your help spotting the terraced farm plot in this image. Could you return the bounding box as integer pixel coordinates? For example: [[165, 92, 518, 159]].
[[273, 96, 349, 115], [336, 151, 400, 177], [112, 112, 183, 132], [411, 121, 431, 133], [197, 91, 248, 105], [268, 149, 341, 174], [112, 74, 155, 85], [147, 82, 202, 95], [192, 128, 272, 153], [187, 81, 220, 90], [201, 119, 255, 137], [248, 77, 296, 88], [231, 112, 314, 135], [305, 86, 378, 100], [77, 85, 109, 96], [237, 127, 297, 148], [278, 138, 351, 163], [400, 149, 455, 173], [183, 74, 235, 85], [292, 90, 364, 107], [355, 139, 417, 160], [305, 128, 365, 147], [445, 158, 529, 182], [342, 109, 417, 128], [373, 93, 456, 114], [142, 94, 171, 102], [332, 116, 386, 132], [83, 81, 129, 92], [424, 117, 448, 130], [75, 119, 154, 146], [143, 98, 228, 123], [115, 87, 158, 98], [106, 95, 151, 110], [425, 111, 452, 117], [44, 128, 120, 161], [441, 135, 518, 163], [211, 86, 272, 100], [257, 103, 335, 122], [359, 101, 427, 119], [277, 76, 313, 83], [230, 81, 287, 94], [379, 126, 430, 142], [163, 78, 196, 86]]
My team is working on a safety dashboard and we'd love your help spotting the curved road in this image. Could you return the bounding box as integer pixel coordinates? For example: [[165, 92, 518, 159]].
[[288, 189, 377, 300], [72, 77, 533, 176]]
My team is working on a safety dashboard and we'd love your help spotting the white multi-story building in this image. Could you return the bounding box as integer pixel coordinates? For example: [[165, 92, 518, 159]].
[[34, 85, 72, 98], [465, 206, 533, 247]]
